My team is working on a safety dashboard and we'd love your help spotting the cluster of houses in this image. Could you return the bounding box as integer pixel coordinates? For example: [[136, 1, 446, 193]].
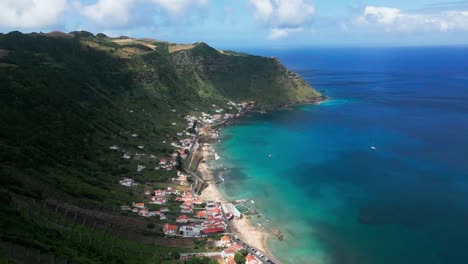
[[180, 235, 262, 264], [163, 193, 227, 238], [114, 101, 266, 263]]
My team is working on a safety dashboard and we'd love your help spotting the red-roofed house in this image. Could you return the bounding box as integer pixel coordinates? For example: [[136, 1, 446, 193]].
[[202, 227, 224, 234], [245, 253, 259, 264], [220, 235, 231, 247], [154, 189, 166, 196], [181, 206, 193, 213], [153, 197, 167, 205], [195, 210, 207, 218], [163, 223, 178, 235], [133, 203, 145, 209], [176, 215, 190, 223], [223, 244, 244, 258]]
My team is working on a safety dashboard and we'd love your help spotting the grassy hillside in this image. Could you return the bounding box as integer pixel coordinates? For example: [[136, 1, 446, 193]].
[[0, 31, 321, 263]]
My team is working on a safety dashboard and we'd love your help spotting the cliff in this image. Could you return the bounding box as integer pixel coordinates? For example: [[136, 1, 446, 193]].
[[0, 31, 321, 263]]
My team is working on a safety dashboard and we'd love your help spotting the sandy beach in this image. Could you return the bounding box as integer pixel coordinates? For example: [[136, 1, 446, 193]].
[[197, 143, 274, 258]]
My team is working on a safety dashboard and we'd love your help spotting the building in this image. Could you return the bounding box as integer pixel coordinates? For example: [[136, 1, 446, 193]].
[[179, 225, 202, 237], [181, 206, 193, 214], [222, 244, 244, 258], [202, 227, 224, 235], [220, 235, 231, 247], [195, 210, 207, 218], [154, 189, 166, 196], [163, 223, 178, 235], [151, 197, 167, 205], [245, 254, 259, 264], [133, 203, 145, 209], [177, 215, 190, 223]]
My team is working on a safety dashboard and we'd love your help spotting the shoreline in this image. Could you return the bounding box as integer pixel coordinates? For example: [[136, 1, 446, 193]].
[[196, 126, 278, 262], [191, 97, 327, 263]]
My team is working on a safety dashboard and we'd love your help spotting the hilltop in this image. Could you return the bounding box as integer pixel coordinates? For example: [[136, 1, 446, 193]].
[[0, 31, 321, 263]]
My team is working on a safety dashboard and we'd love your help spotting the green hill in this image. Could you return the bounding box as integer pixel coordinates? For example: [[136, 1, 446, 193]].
[[0, 31, 321, 263]]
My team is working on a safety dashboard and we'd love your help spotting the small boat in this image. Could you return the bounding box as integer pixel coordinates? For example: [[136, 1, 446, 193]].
[[268, 154, 272, 158], [251, 200, 255, 204], [219, 173, 225, 182], [215, 153, 220, 160], [371, 146, 377, 150]]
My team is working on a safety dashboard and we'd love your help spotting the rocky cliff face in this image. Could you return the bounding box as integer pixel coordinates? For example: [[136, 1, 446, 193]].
[[169, 42, 321, 108]]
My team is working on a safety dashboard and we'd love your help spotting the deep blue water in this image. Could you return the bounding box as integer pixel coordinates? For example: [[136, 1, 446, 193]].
[[212, 47, 468, 264]]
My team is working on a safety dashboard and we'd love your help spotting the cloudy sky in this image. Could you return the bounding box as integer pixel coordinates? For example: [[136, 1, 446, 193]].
[[1, 0, 468, 48]]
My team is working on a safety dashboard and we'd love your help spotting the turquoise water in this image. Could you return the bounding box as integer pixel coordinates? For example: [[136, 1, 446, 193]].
[[211, 48, 468, 264]]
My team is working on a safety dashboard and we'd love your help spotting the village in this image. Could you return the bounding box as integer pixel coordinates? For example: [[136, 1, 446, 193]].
[[110, 101, 274, 264]]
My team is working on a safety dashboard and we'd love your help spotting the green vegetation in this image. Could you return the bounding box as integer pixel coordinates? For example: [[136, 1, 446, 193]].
[[0, 30, 320, 262], [234, 249, 249, 264]]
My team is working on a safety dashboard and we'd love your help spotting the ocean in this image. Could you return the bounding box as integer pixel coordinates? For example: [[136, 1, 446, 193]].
[[210, 47, 468, 264]]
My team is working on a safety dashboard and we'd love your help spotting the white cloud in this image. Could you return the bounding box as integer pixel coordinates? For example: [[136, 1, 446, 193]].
[[250, 0, 274, 21], [76, 0, 136, 27], [356, 6, 468, 32], [249, 0, 315, 39], [151, 0, 208, 16], [0, 0, 67, 28], [76, 0, 208, 28], [268, 27, 303, 39]]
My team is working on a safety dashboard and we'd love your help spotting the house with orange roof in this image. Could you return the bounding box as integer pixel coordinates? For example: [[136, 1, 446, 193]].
[[163, 223, 178, 235], [225, 256, 236, 264], [245, 253, 259, 264], [176, 215, 190, 223], [222, 244, 244, 259], [133, 202, 145, 209], [195, 210, 207, 218], [220, 235, 231, 247]]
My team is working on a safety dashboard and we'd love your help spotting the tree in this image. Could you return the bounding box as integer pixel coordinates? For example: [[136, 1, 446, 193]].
[[192, 120, 198, 131], [176, 152, 183, 170], [234, 249, 248, 264]]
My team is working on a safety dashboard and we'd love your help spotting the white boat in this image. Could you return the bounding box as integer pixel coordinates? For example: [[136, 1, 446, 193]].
[[215, 153, 220, 160], [371, 146, 377, 150], [268, 154, 272, 158], [251, 200, 255, 204]]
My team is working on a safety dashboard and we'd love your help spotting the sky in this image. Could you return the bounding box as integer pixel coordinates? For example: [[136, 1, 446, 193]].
[[1, 0, 468, 48]]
